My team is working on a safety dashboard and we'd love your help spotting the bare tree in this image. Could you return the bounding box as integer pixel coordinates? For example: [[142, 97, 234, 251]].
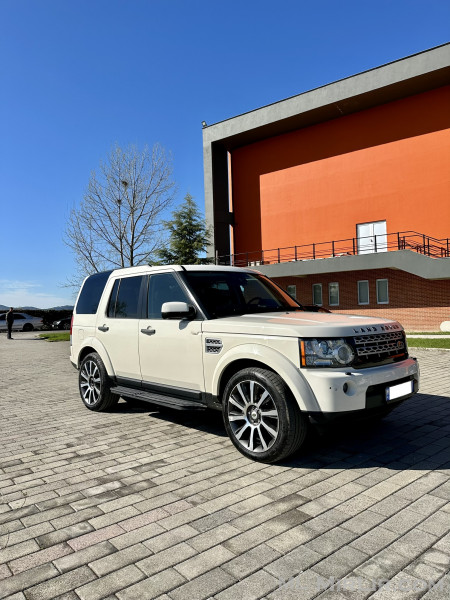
[[65, 144, 176, 286]]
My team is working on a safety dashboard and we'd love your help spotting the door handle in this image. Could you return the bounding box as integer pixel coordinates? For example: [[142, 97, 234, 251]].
[[98, 325, 109, 332], [141, 327, 156, 335]]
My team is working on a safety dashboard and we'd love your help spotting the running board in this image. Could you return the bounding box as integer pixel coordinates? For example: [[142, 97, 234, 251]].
[[110, 385, 206, 410]]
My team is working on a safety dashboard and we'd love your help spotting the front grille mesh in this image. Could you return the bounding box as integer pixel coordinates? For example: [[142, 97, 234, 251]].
[[352, 331, 405, 359]]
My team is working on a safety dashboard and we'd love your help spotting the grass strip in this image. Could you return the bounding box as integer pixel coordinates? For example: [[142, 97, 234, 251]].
[[39, 332, 70, 342], [36, 332, 449, 348], [407, 331, 450, 336], [407, 338, 450, 349]]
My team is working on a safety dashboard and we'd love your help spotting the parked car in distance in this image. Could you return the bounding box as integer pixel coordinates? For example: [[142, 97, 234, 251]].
[[0, 312, 44, 332], [52, 316, 72, 330]]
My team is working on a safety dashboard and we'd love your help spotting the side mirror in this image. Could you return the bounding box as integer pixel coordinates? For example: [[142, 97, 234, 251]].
[[161, 301, 196, 320]]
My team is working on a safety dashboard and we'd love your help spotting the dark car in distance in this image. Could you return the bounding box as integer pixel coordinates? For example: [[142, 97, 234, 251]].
[[52, 316, 72, 330]]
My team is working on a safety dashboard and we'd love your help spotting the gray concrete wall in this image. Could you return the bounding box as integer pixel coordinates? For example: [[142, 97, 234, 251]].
[[255, 250, 450, 280]]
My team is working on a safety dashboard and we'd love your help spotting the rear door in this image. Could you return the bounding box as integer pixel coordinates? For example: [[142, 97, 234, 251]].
[[13, 313, 25, 330], [97, 275, 145, 383]]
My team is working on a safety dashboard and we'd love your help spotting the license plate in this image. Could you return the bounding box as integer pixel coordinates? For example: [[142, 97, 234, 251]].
[[386, 380, 413, 402]]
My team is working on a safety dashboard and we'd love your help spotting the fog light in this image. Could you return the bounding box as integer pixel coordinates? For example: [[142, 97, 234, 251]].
[[343, 383, 348, 393]]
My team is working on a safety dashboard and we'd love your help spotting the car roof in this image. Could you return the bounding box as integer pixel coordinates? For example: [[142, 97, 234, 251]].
[[105, 264, 259, 277]]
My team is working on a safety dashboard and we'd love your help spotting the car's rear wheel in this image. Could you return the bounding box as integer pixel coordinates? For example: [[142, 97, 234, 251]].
[[23, 323, 33, 332], [222, 367, 308, 463], [79, 353, 118, 411]]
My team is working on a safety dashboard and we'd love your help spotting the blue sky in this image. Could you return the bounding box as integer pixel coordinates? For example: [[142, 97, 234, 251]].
[[1, 0, 449, 308]]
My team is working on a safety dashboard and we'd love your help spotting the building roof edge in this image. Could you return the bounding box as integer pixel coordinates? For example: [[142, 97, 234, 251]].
[[202, 43, 450, 146]]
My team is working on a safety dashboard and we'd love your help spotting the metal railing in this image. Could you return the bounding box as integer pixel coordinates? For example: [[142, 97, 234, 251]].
[[215, 231, 450, 267]]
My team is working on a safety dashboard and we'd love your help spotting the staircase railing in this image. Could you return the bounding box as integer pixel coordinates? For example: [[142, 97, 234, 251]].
[[215, 231, 450, 267]]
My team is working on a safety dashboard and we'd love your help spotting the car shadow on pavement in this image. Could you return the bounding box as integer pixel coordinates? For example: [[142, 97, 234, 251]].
[[115, 399, 229, 437], [280, 391, 450, 470], [115, 399, 227, 436], [8, 337, 46, 341], [115, 392, 450, 469]]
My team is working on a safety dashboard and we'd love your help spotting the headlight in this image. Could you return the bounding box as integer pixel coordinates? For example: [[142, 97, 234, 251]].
[[300, 338, 355, 368]]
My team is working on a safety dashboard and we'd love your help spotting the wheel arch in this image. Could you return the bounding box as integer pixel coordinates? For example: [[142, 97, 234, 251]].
[[77, 338, 115, 377], [217, 359, 275, 405], [212, 344, 320, 413]]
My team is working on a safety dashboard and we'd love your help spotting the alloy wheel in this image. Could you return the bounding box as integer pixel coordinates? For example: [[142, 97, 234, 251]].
[[80, 360, 101, 406], [226, 379, 280, 453]]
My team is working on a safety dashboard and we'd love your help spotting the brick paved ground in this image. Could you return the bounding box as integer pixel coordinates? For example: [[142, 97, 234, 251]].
[[0, 332, 449, 600]]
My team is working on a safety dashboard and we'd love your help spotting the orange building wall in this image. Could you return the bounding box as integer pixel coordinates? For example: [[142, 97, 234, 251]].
[[231, 87, 450, 256]]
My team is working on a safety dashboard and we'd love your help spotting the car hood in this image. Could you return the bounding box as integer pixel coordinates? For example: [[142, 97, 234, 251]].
[[201, 311, 403, 338]]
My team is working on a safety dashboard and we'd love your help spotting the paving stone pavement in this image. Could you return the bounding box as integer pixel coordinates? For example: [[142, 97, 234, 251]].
[[0, 332, 449, 600]]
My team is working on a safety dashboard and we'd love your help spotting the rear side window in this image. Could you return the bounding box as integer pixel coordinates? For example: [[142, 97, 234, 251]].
[[76, 271, 112, 315], [108, 276, 145, 319]]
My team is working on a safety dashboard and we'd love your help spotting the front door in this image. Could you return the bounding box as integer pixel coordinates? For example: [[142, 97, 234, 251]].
[[357, 221, 387, 254], [139, 272, 204, 393]]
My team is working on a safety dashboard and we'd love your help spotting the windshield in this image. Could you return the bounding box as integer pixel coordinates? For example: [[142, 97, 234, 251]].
[[183, 271, 302, 319]]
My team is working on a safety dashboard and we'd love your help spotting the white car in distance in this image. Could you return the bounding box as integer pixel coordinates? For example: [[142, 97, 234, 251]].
[[0, 312, 44, 332]]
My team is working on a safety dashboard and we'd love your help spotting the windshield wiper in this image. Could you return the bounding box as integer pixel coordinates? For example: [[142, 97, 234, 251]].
[[241, 307, 294, 314]]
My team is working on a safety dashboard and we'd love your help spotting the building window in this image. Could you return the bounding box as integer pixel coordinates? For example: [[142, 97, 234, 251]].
[[329, 282, 339, 306], [312, 283, 322, 306], [286, 285, 297, 299], [358, 280, 369, 305], [376, 279, 389, 304]]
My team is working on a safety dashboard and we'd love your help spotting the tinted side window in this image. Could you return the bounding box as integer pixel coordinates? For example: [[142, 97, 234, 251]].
[[148, 273, 188, 319], [107, 280, 120, 318], [76, 271, 113, 314], [111, 276, 144, 319], [0, 315, 5, 321], [14, 314, 25, 320]]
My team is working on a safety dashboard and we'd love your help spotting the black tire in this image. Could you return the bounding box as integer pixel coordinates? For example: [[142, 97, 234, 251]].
[[23, 323, 33, 332], [79, 352, 118, 411], [63, 323, 70, 330], [222, 367, 308, 463]]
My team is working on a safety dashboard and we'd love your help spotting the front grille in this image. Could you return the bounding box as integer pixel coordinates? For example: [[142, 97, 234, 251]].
[[351, 331, 407, 368]]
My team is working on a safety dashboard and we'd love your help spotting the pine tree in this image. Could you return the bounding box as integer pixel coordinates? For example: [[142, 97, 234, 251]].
[[156, 194, 212, 265]]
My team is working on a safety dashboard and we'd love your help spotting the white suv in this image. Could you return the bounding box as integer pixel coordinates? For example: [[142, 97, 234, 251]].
[[70, 265, 419, 463]]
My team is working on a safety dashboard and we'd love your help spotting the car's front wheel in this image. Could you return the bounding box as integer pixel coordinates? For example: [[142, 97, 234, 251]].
[[79, 353, 118, 411], [222, 367, 308, 463]]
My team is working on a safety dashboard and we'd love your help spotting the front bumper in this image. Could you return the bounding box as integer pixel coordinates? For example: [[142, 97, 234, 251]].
[[301, 357, 419, 414]]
